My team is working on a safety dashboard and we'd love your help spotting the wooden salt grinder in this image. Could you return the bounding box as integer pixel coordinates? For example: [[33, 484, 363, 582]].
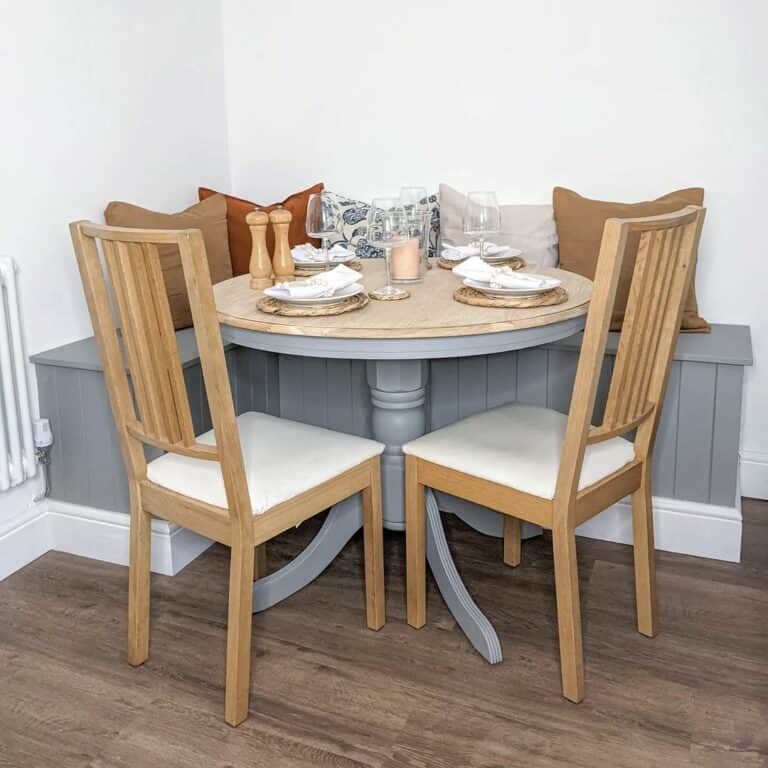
[[246, 209, 273, 289], [270, 207, 295, 283]]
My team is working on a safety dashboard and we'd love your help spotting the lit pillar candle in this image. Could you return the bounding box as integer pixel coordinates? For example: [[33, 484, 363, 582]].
[[391, 238, 420, 281]]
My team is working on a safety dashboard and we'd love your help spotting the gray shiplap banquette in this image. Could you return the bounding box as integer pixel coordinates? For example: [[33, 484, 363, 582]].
[[31, 324, 751, 516]]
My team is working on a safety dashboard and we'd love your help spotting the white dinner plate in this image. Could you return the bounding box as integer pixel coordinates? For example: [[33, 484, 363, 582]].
[[481, 247, 523, 263], [463, 275, 560, 297], [440, 246, 523, 263], [264, 283, 364, 306]]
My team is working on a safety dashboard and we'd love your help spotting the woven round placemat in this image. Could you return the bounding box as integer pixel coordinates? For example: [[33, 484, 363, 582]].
[[257, 292, 369, 317], [293, 260, 362, 278], [453, 285, 569, 308], [437, 255, 525, 271]]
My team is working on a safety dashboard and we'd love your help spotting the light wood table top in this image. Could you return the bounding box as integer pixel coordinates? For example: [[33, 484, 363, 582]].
[[214, 260, 592, 340]]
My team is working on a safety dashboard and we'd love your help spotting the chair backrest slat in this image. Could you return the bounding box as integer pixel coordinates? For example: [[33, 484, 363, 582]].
[[555, 206, 705, 503], [71, 221, 250, 524], [102, 238, 193, 443], [602, 222, 690, 433]]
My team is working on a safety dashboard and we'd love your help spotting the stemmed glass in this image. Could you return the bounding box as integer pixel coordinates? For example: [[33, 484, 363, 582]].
[[305, 192, 339, 271], [400, 186, 429, 215], [367, 198, 410, 300], [463, 191, 501, 260]]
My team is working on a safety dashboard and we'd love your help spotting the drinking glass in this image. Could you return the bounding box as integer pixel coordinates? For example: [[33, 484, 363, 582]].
[[400, 186, 432, 270], [305, 193, 339, 271], [367, 198, 410, 300], [463, 191, 501, 260]]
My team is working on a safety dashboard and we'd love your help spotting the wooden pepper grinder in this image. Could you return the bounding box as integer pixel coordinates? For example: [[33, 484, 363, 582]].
[[270, 207, 295, 283], [246, 209, 273, 289]]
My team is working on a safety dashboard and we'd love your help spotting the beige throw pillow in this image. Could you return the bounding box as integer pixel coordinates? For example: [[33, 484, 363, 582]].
[[553, 186, 709, 332], [104, 194, 232, 330], [439, 183, 559, 268]]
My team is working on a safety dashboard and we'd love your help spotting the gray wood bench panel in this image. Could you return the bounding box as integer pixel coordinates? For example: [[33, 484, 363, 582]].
[[427, 325, 751, 508], [31, 324, 751, 516], [31, 329, 280, 514]]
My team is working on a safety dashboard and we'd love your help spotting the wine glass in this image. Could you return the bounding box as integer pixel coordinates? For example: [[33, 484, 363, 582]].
[[400, 186, 429, 216], [463, 191, 501, 260], [305, 193, 339, 271], [367, 198, 410, 300]]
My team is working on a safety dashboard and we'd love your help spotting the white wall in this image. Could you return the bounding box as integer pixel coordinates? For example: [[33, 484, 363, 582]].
[[0, 1, 231, 525], [221, 0, 768, 493], [1, 0, 765, 539]]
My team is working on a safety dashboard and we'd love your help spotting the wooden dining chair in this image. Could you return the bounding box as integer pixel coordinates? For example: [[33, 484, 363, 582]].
[[70, 221, 386, 726], [403, 206, 706, 703]]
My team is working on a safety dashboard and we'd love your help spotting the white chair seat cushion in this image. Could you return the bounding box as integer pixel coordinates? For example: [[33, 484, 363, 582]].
[[402, 403, 635, 500], [146, 411, 383, 515]]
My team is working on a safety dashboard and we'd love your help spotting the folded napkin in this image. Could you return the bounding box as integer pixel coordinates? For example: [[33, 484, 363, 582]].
[[271, 264, 361, 299], [291, 243, 355, 263], [453, 257, 548, 289], [441, 242, 510, 261]]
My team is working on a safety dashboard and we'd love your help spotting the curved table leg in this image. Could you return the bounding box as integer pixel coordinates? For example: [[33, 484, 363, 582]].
[[435, 491, 543, 540], [252, 495, 362, 613], [425, 489, 503, 664]]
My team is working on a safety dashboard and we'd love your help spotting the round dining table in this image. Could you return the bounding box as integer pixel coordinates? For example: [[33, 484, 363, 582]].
[[214, 260, 592, 663]]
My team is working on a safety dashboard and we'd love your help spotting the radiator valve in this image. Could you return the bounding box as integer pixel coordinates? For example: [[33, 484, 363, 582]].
[[33, 418, 53, 449]]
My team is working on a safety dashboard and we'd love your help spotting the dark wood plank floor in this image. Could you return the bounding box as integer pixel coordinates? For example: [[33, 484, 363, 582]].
[[1, 500, 766, 768]]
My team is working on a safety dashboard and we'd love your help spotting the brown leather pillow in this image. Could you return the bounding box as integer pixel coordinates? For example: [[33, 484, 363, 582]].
[[199, 183, 323, 276], [104, 194, 233, 330], [553, 187, 709, 332]]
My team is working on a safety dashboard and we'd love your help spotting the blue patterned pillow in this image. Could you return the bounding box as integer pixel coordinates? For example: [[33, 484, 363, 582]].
[[421, 193, 440, 258], [324, 190, 440, 258], [323, 191, 379, 257]]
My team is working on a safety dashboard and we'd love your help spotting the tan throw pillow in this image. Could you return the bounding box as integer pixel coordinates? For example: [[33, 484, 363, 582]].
[[439, 183, 559, 269], [104, 195, 232, 330], [199, 183, 323, 276], [553, 187, 709, 332]]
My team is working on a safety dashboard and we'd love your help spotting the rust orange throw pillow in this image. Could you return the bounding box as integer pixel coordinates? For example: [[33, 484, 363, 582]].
[[553, 187, 709, 332], [199, 183, 323, 275]]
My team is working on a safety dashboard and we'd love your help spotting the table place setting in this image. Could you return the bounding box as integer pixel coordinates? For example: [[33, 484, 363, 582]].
[[438, 242, 525, 270], [257, 263, 369, 316], [291, 242, 362, 276], [437, 191, 525, 269], [452, 256, 568, 308]]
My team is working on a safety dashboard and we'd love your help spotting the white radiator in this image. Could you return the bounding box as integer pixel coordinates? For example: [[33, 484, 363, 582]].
[[0, 257, 36, 491]]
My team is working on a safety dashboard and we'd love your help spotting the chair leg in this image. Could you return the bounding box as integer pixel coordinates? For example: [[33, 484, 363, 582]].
[[128, 495, 151, 666], [552, 525, 584, 703], [253, 543, 267, 581], [405, 455, 426, 629], [632, 472, 658, 637], [362, 459, 386, 630], [503, 516, 522, 567], [225, 536, 255, 727]]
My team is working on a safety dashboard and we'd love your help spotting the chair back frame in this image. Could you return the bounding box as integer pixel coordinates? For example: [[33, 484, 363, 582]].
[[69, 221, 252, 529], [553, 206, 706, 512]]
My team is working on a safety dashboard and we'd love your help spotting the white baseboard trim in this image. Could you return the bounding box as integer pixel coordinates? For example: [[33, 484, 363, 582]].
[[0, 499, 214, 581], [46, 499, 214, 576], [439, 489, 742, 563], [0, 490, 745, 583], [576, 495, 742, 563], [0, 505, 52, 581], [740, 450, 768, 500]]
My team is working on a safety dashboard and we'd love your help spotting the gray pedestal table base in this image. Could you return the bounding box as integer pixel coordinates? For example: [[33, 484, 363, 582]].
[[251, 357, 502, 661], [229, 317, 588, 663]]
